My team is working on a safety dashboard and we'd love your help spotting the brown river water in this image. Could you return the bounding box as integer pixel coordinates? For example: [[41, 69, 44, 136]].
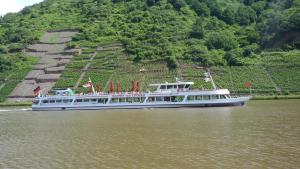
[[0, 100, 299, 169]]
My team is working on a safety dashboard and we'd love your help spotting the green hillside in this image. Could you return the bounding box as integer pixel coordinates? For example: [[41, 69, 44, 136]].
[[0, 0, 300, 101]]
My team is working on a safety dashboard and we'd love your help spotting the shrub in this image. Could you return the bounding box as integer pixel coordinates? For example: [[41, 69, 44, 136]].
[[0, 45, 8, 54], [205, 31, 238, 51], [190, 0, 210, 16]]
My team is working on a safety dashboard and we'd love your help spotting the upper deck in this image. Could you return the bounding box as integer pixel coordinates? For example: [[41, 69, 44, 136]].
[[149, 81, 194, 92]]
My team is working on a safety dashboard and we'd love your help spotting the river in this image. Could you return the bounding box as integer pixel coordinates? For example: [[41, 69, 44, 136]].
[[0, 100, 299, 168]]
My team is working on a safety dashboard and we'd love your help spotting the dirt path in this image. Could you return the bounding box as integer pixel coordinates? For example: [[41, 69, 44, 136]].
[[176, 60, 183, 80], [74, 52, 97, 89], [262, 65, 282, 93]]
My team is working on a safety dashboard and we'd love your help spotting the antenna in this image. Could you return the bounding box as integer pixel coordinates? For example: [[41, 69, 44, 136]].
[[204, 68, 217, 90]]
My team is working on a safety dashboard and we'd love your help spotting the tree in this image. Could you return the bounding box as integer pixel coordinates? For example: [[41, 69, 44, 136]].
[[236, 5, 257, 25], [221, 8, 235, 25], [169, 0, 187, 11], [190, 17, 204, 39], [191, 0, 210, 16], [209, 2, 222, 19], [251, 1, 266, 15]]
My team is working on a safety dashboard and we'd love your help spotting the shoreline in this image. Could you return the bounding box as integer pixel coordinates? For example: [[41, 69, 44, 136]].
[[0, 95, 300, 107]]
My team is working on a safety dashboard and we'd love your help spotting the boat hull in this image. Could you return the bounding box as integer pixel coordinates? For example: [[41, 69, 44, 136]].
[[32, 98, 249, 111]]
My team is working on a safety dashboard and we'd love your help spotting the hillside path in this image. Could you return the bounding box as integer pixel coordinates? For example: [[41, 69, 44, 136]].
[[74, 52, 97, 89], [261, 65, 282, 93]]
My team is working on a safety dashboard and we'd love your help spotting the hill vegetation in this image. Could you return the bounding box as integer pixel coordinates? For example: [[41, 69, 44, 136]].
[[0, 0, 299, 66]]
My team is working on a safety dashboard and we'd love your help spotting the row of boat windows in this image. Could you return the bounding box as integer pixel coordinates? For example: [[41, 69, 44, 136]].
[[41, 95, 228, 104], [160, 84, 190, 89], [187, 95, 227, 101]]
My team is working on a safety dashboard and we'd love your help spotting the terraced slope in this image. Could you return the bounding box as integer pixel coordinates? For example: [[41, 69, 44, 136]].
[[7, 30, 79, 102], [54, 44, 300, 95]]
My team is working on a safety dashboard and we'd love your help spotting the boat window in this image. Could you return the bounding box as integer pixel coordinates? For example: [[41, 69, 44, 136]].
[[164, 97, 171, 102], [98, 98, 108, 104], [187, 96, 195, 101], [173, 85, 178, 89], [220, 95, 226, 99], [160, 85, 166, 89], [185, 84, 190, 88], [126, 98, 132, 103], [63, 99, 69, 103], [83, 99, 89, 102], [195, 96, 202, 100], [203, 95, 210, 100], [178, 85, 184, 89], [156, 97, 163, 102], [111, 98, 119, 103], [140, 97, 145, 102], [91, 99, 97, 102], [119, 98, 126, 103], [56, 100, 62, 103], [50, 100, 55, 103], [212, 95, 218, 100], [147, 97, 155, 102], [173, 96, 184, 102], [167, 85, 172, 89], [133, 97, 140, 102], [42, 100, 49, 103], [76, 99, 82, 102]]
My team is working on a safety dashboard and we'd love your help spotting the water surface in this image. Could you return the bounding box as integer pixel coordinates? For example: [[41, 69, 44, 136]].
[[0, 100, 299, 168]]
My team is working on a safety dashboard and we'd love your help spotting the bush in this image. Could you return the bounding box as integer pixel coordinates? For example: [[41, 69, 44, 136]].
[[166, 56, 178, 69], [190, 0, 210, 16], [221, 8, 235, 25], [205, 31, 238, 51], [190, 17, 204, 39], [236, 5, 257, 25], [169, 0, 187, 11], [0, 45, 8, 54], [8, 43, 24, 53]]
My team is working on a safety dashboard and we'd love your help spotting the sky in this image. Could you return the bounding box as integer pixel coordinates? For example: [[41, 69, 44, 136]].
[[0, 0, 44, 16]]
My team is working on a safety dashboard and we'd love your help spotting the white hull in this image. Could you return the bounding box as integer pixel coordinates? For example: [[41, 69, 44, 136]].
[[32, 97, 250, 111]]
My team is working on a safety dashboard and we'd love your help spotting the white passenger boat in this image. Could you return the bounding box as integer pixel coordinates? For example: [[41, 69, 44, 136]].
[[32, 73, 251, 111]]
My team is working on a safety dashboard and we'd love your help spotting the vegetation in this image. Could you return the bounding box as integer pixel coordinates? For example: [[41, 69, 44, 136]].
[[0, 0, 299, 67], [0, 54, 38, 102]]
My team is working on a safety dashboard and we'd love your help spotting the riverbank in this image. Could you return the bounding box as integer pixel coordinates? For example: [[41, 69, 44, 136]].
[[251, 95, 300, 100], [0, 102, 32, 107]]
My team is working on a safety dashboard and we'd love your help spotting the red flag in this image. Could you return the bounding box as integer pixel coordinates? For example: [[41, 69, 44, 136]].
[[244, 82, 252, 88], [33, 86, 41, 96], [89, 81, 93, 94], [136, 82, 140, 92], [132, 80, 135, 92], [110, 81, 114, 93], [97, 84, 101, 93], [117, 82, 121, 93]]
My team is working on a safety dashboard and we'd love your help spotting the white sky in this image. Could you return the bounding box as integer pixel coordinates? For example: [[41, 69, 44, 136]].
[[0, 0, 44, 16]]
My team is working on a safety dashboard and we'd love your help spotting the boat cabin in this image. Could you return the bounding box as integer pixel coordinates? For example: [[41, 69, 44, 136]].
[[149, 81, 194, 92], [51, 88, 74, 96]]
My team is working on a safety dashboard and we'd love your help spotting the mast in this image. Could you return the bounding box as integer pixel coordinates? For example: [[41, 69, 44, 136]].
[[204, 68, 217, 90]]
